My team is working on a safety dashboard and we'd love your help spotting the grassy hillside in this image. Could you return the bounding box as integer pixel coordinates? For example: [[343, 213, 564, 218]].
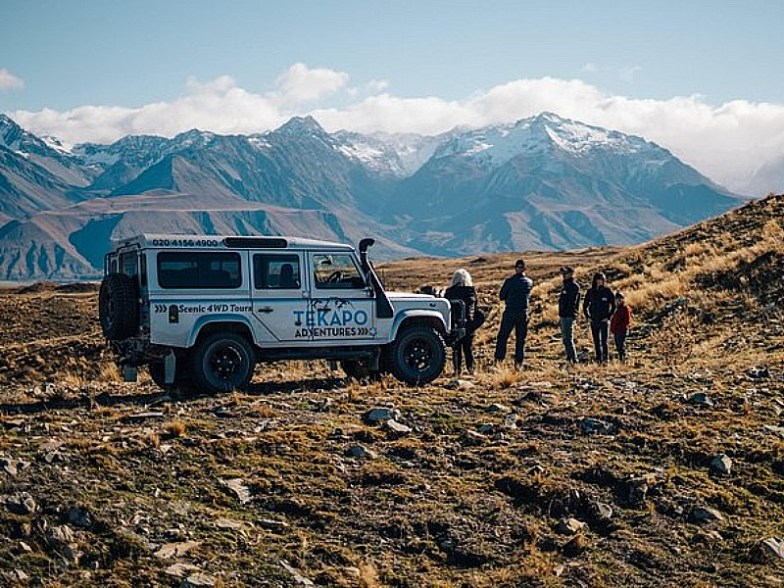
[[0, 195, 783, 587]]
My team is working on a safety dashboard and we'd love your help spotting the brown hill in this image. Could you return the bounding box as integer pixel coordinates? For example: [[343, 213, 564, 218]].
[[0, 195, 782, 587]]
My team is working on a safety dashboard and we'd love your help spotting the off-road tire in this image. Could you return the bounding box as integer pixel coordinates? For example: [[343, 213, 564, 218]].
[[340, 359, 380, 382], [190, 332, 256, 394], [388, 324, 446, 386], [99, 273, 139, 340]]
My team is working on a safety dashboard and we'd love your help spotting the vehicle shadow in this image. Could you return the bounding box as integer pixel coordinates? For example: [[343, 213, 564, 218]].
[[0, 377, 349, 416], [0, 389, 169, 416]]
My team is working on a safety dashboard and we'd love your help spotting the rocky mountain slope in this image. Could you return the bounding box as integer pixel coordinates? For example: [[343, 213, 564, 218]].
[[0, 194, 782, 586], [0, 113, 742, 279]]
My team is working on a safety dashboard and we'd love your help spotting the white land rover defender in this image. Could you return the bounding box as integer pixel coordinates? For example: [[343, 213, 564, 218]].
[[99, 234, 466, 393]]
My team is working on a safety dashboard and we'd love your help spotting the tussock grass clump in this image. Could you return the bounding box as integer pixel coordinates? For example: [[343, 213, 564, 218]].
[[163, 419, 187, 437]]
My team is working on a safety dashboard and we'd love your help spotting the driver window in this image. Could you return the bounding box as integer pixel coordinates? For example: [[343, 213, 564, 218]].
[[313, 254, 365, 290]]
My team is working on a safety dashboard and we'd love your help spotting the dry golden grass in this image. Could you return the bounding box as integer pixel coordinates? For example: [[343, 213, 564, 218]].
[[163, 419, 187, 437]]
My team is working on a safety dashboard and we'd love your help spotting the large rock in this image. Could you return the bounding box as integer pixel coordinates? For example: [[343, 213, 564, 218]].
[[556, 517, 586, 536], [364, 407, 400, 425], [579, 418, 617, 435], [689, 506, 724, 524], [181, 573, 217, 588], [710, 454, 733, 476], [347, 445, 377, 460], [6, 492, 36, 515]]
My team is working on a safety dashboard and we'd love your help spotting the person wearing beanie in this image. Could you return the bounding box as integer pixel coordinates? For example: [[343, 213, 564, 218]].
[[610, 291, 632, 361], [495, 259, 533, 369], [582, 272, 615, 363], [558, 266, 581, 363]]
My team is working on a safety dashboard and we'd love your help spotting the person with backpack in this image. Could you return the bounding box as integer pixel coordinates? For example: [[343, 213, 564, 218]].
[[582, 272, 615, 364], [610, 291, 632, 362], [445, 269, 480, 375], [495, 259, 533, 369], [558, 266, 581, 363]]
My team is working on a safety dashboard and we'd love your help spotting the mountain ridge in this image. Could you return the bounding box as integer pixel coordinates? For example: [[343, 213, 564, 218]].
[[0, 112, 744, 279]]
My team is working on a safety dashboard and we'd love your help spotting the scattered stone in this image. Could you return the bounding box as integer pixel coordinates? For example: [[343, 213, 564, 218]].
[[280, 560, 315, 586], [592, 502, 614, 521], [477, 423, 495, 435], [220, 478, 251, 504], [7, 492, 36, 515], [754, 537, 784, 562], [447, 379, 476, 391], [258, 518, 290, 531], [556, 517, 586, 536], [764, 425, 784, 439], [460, 429, 488, 446], [67, 506, 93, 529], [155, 540, 201, 559], [687, 392, 714, 407], [503, 414, 518, 429], [46, 525, 81, 564], [689, 506, 724, 524], [1, 457, 19, 476], [748, 366, 770, 379], [347, 445, 377, 460], [487, 403, 510, 413], [10, 569, 28, 582], [215, 518, 247, 531], [710, 454, 733, 476], [125, 411, 166, 422], [364, 407, 400, 424], [164, 563, 201, 579], [385, 419, 412, 436], [181, 572, 217, 588], [213, 406, 233, 418], [579, 417, 617, 435]]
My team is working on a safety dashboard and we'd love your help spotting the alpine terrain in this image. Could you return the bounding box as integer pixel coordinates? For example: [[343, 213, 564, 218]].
[[0, 112, 742, 280]]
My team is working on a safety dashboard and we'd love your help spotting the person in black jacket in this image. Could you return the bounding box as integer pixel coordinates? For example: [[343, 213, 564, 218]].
[[558, 266, 580, 363], [583, 272, 615, 363], [495, 259, 533, 369], [445, 269, 478, 375]]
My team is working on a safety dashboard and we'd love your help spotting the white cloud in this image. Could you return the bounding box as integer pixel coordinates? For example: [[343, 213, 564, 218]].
[[273, 62, 349, 105], [618, 65, 642, 82], [9, 64, 784, 194], [0, 68, 24, 91], [581, 62, 597, 73]]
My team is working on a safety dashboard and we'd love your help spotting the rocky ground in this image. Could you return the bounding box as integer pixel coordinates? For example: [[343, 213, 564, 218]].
[[1, 195, 784, 587]]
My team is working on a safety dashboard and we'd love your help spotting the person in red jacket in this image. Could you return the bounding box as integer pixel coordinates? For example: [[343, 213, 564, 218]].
[[610, 292, 632, 361]]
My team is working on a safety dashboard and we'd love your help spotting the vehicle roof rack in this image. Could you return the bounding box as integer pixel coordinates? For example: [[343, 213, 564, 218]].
[[223, 237, 288, 249]]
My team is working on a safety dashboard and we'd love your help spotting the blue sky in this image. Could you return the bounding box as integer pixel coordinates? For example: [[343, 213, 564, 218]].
[[1, 0, 784, 192], [2, 0, 782, 110]]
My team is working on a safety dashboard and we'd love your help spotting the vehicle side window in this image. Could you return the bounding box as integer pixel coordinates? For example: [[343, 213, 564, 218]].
[[120, 252, 138, 277], [157, 252, 242, 289], [253, 254, 301, 289], [313, 254, 365, 290]]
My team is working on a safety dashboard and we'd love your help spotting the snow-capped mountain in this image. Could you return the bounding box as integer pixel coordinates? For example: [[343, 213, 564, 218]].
[[0, 112, 743, 279]]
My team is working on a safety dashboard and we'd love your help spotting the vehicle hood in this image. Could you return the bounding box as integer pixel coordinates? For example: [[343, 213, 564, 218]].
[[385, 291, 441, 301]]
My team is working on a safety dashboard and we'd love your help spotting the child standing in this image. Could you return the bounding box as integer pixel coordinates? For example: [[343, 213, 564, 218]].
[[610, 292, 632, 362]]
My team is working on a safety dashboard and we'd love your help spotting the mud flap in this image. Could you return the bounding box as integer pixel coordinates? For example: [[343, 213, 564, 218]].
[[164, 350, 177, 385]]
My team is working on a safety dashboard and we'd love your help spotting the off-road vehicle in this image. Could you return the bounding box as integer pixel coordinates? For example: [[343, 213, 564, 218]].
[[99, 234, 465, 393]]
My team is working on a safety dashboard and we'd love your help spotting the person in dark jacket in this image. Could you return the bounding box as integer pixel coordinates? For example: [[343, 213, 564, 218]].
[[610, 291, 632, 361], [445, 269, 478, 375], [495, 259, 533, 369], [558, 266, 580, 363], [583, 272, 615, 363]]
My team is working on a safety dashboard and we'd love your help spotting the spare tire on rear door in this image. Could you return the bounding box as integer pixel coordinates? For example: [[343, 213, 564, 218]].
[[99, 273, 139, 340]]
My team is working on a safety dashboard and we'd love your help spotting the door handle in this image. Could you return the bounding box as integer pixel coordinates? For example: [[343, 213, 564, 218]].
[[257, 306, 274, 313]]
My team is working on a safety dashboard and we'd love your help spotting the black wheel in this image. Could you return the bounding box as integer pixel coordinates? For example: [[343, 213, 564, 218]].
[[98, 273, 139, 340], [388, 325, 446, 386], [340, 359, 380, 382], [190, 332, 256, 394]]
